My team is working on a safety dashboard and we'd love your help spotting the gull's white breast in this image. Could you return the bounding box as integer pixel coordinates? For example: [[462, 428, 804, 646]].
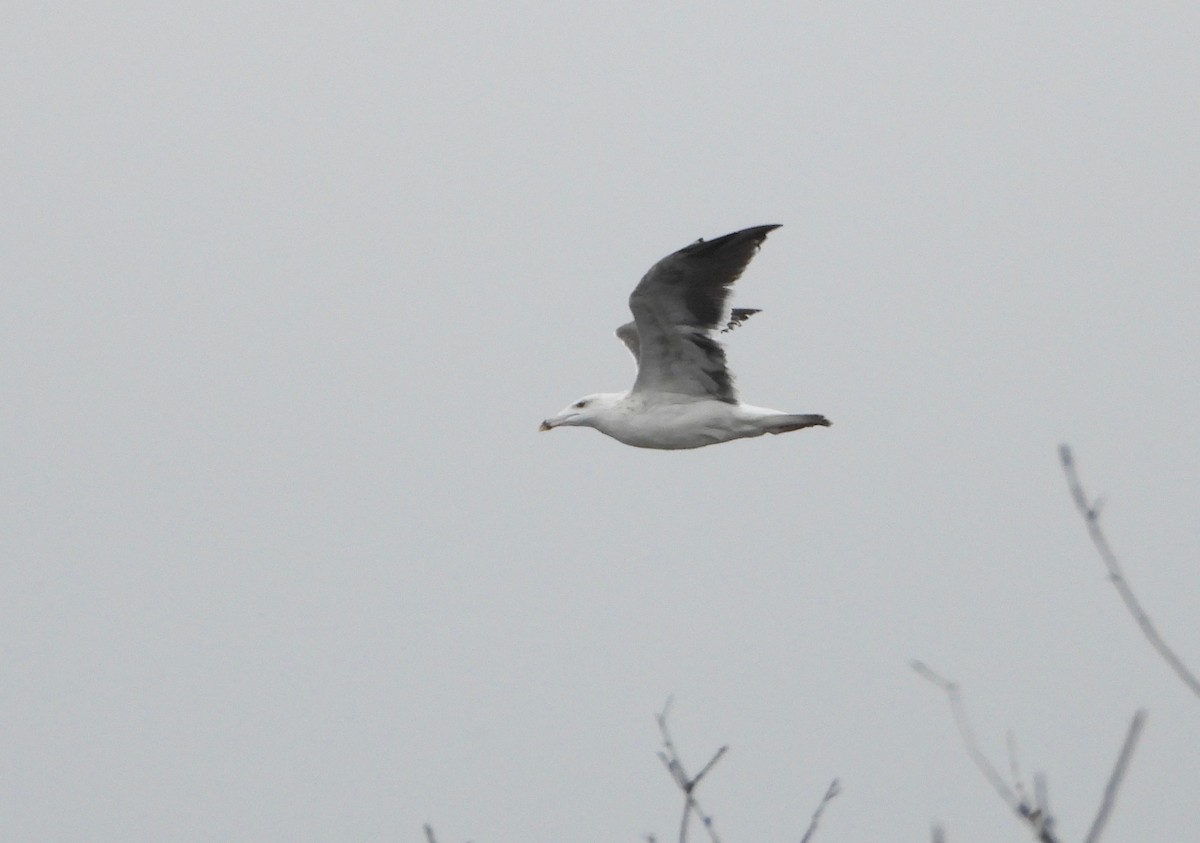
[[595, 397, 763, 450]]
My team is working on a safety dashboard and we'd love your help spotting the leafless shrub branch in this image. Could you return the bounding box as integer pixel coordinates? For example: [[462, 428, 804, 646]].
[[654, 699, 838, 843], [656, 698, 727, 843], [797, 778, 841, 843], [423, 824, 438, 843], [913, 662, 1059, 841], [1059, 445, 1200, 699], [914, 662, 1147, 843], [910, 662, 1028, 821], [1083, 710, 1148, 843]]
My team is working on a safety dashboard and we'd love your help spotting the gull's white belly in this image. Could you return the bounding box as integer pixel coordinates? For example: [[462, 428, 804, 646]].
[[597, 399, 764, 450]]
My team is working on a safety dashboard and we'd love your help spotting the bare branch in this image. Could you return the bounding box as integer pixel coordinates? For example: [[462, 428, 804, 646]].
[[1059, 445, 1200, 699], [1083, 709, 1148, 843], [423, 824, 438, 843], [656, 699, 726, 843], [911, 661, 1061, 843], [797, 778, 841, 843], [1006, 732, 1029, 808], [911, 662, 1022, 811], [691, 746, 729, 790], [1031, 774, 1056, 842]]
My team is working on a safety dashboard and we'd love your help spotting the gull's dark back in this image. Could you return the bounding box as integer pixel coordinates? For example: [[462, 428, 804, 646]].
[[627, 225, 780, 403]]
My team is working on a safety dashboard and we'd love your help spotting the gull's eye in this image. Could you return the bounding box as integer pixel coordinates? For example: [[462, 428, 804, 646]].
[[573, 400, 588, 409]]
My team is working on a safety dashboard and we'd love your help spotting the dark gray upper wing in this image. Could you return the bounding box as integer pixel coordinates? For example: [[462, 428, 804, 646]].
[[615, 308, 761, 363], [625, 225, 780, 403]]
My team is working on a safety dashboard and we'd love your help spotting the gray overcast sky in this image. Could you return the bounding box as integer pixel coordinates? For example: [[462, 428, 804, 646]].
[[4, 3, 1199, 841]]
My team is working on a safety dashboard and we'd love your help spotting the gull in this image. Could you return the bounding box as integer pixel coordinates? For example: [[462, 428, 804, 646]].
[[539, 225, 830, 449]]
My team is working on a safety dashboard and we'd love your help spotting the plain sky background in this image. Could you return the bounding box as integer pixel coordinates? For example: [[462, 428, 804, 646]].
[[4, 3, 1199, 841]]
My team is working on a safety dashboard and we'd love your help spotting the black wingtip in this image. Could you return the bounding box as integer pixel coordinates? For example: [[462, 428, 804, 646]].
[[688, 224, 781, 248], [720, 307, 762, 333], [736, 223, 783, 240]]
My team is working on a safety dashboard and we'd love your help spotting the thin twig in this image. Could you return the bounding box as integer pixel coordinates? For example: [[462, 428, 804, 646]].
[[423, 824, 438, 843], [1032, 774, 1055, 841], [1059, 445, 1200, 699], [797, 778, 841, 843], [911, 662, 1022, 809], [1083, 710, 1148, 843], [656, 699, 726, 843], [1007, 732, 1028, 807], [911, 661, 1060, 843], [691, 745, 729, 790]]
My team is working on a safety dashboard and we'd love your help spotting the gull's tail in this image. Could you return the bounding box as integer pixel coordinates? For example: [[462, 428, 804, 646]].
[[765, 414, 831, 434]]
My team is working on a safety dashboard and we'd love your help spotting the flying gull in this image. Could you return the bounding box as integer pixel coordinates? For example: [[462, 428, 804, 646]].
[[540, 225, 830, 449]]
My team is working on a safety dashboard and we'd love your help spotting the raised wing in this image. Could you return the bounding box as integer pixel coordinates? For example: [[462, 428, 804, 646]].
[[615, 320, 641, 361], [615, 308, 761, 363], [625, 225, 780, 402]]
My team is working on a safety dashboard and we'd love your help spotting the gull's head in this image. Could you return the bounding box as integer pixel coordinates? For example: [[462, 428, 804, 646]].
[[539, 393, 619, 432]]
